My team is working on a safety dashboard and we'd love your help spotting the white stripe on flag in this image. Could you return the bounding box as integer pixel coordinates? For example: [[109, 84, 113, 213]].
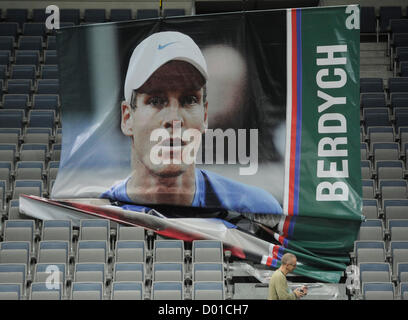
[[283, 8, 292, 215], [261, 255, 268, 265]]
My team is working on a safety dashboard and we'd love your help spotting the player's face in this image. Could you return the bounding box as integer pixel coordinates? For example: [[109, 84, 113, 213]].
[[121, 61, 208, 177]]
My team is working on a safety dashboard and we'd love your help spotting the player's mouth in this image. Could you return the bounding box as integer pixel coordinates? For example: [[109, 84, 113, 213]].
[[160, 138, 187, 148]]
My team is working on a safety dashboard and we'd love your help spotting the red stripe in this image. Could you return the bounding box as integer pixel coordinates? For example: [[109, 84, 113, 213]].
[[272, 245, 280, 259], [283, 216, 291, 236], [266, 256, 273, 266], [288, 9, 298, 216]]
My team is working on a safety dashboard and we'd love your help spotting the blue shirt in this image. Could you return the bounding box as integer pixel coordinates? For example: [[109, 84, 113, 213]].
[[101, 169, 282, 215]]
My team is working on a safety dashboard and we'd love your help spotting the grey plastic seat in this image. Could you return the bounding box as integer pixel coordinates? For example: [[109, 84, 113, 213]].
[[193, 263, 224, 282], [361, 142, 368, 160], [358, 220, 383, 241], [354, 241, 386, 264], [44, 50, 57, 65], [390, 241, 408, 274], [15, 161, 44, 180], [362, 282, 395, 300], [362, 180, 375, 199], [0, 144, 17, 162], [3, 219, 35, 243], [154, 240, 184, 263], [400, 282, 408, 300], [115, 240, 146, 263], [383, 199, 408, 224], [47, 162, 59, 187], [7, 199, 31, 220], [153, 263, 183, 282], [2, 94, 29, 112], [0, 161, 13, 192], [0, 264, 26, 287], [19, 143, 48, 161], [193, 281, 225, 300], [79, 219, 110, 241], [376, 160, 404, 180], [379, 179, 407, 199], [77, 240, 108, 263], [12, 179, 43, 199], [372, 142, 400, 161], [113, 263, 144, 282], [151, 281, 183, 300], [71, 282, 104, 300], [388, 219, 408, 241], [359, 263, 391, 284], [24, 128, 51, 144], [397, 263, 408, 283], [34, 263, 66, 289], [117, 225, 145, 241], [74, 263, 106, 283], [361, 161, 372, 180], [0, 283, 22, 300], [367, 126, 395, 143], [30, 282, 62, 300], [192, 240, 223, 263], [0, 241, 31, 264], [111, 281, 143, 300], [42, 220, 72, 242], [37, 241, 69, 264]]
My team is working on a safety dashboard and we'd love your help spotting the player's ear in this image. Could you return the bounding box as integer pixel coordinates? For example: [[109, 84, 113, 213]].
[[203, 101, 208, 131], [121, 101, 133, 136]]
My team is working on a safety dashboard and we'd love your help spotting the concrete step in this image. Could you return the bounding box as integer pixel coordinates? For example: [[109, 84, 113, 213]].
[[360, 70, 393, 80], [360, 57, 390, 66], [360, 50, 387, 58], [360, 64, 390, 71], [361, 42, 387, 51]]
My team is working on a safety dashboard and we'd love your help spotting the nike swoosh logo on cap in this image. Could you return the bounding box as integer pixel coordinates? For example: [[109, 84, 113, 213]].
[[158, 41, 177, 50]]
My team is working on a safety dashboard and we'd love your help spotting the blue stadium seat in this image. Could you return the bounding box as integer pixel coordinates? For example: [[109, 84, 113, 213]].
[[22, 23, 46, 37], [113, 262, 145, 282], [193, 281, 224, 300], [19, 143, 48, 162], [0, 110, 24, 129], [74, 263, 106, 283], [50, 143, 61, 161], [361, 160, 372, 180], [0, 50, 11, 67], [397, 263, 408, 283], [0, 143, 17, 162], [24, 127, 51, 144], [151, 281, 183, 300], [376, 160, 404, 180], [354, 240, 386, 264], [390, 241, 408, 274], [0, 241, 31, 264], [84, 9, 106, 23], [364, 112, 391, 129], [358, 220, 384, 242], [372, 142, 400, 161], [359, 263, 391, 284], [76, 240, 109, 263], [193, 263, 224, 282], [136, 9, 158, 20], [401, 61, 408, 77], [379, 179, 407, 200], [388, 77, 408, 95], [37, 240, 69, 264], [40, 65, 58, 79], [360, 7, 376, 34], [111, 281, 143, 300], [32, 9, 47, 23], [36, 79, 59, 94], [10, 65, 36, 81], [3, 219, 35, 243], [110, 9, 132, 22], [46, 36, 56, 50], [153, 262, 183, 282], [400, 282, 408, 300], [5, 9, 28, 28], [154, 240, 184, 263], [0, 64, 7, 80], [192, 240, 223, 263], [41, 220, 72, 242], [388, 220, 408, 241], [0, 23, 19, 37], [383, 199, 408, 223], [60, 9, 81, 25], [360, 78, 384, 93], [0, 36, 14, 52], [0, 263, 27, 287], [30, 282, 63, 300], [2, 94, 29, 112], [28, 110, 55, 129], [360, 93, 387, 109], [44, 50, 57, 64], [71, 282, 104, 300], [115, 240, 146, 263], [379, 6, 402, 32], [390, 92, 408, 110], [79, 219, 110, 241], [15, 50, 40, 68], [367, 126, 394, 143], [361, 142, 369, 160], [363, 282, 395, 300], [163, 9, 186, 17], [362, 179, 375, 199], [15, 161, 44, 180], [18, 36, 43, 51], [0, 283, 22, 300], [12, 179, 43, 199], [32, 94, 59, 112]]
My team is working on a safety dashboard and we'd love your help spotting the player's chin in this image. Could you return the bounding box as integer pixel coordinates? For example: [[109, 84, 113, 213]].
[[149, 163, 190, 178]]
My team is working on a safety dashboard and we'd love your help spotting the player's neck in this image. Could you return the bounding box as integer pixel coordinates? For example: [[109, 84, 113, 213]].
[[126, 162, 196, 206]]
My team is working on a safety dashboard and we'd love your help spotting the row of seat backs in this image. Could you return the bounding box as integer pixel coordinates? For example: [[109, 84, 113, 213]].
[[361, 6, 408, 33], [360, 77, 408, 93], [358, 218, 408, 241]]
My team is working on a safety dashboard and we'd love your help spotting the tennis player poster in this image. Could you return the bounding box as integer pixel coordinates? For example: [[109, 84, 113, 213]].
[[21, 5, 362, 282]]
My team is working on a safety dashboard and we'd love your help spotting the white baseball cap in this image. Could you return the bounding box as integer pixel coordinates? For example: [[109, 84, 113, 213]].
[[124, 31, 208, 103]]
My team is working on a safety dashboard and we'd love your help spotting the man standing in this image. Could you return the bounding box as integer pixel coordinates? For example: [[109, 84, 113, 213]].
[[268, 253, 308, 300]]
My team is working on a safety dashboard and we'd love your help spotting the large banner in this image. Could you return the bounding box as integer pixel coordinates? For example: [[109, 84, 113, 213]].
[[23, 5, 362, 282]]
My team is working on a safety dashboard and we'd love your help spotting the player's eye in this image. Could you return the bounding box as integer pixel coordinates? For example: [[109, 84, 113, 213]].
[[148, 96, 167, 108], [180, 95, 199, 107]]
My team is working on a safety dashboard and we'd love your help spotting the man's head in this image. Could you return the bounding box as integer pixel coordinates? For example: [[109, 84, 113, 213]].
[[121, 32, 209, 177], [280, 253, 297, 275]]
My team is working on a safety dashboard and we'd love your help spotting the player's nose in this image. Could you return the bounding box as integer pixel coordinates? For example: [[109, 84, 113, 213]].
[[162, 98, 183, 129]]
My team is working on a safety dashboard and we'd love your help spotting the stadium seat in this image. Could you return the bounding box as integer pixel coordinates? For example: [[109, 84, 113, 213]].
[[32, 9, 47, 23], [361, 142, 369, 160], [15, 50, 40, 68], [151, 281, 183, 300], [193, 240, 223, 263], [74, 263, 106, 283], [0, 263, 27, 288], [76, 240, 108, 263], [372, 142, 400, 161], [22, 23, 46, 37], [12, 178, 43, 202], [400, 282, 408, 300], [0, 36, 14, 53], [391, 92, 408, 111], [362, 179, 375, 199], [40, 65, 58, 79], [111, 281, 143, 300], [383, 199, 408, 223], [15, 161, 44, 180], [376, 160, 404, 180], [113, 262, 145, 282], [0, 143, 17, 162], [362, 282, 395, 300], [110, 9, 132, 22], [30, 282, 62, 300], [19, 143, 48, 161], [7, 199, 26, 220], [47, 161, 59, 187], [401, 61, 408, 77], [3, 219, 35, 243], [0, 160, 13, 192], [360, 7, 376, 34], [46, 36, 56, 50], [360, 78, 384, 93], [115, 240, 146, 263], [34, 263, 66, 287], [154, 240, 184, 263], [11, 64, 36, 81], [193, 281, 225, 301], [363, 111, 391, 128], [3, 94, 29, 112], [361, 93, 387, 109], [84, 9, 106, 23], [153, 262, 184, 282], [0, 128, 20, 144], [379, 6, 402, 32], [24, 128, 51, 144], [193, 263, 224, 282], [397, 263, 408, 283], [44, 50, 57, 65], [5, 9, 28, 28], [18, 36, 43, 51], [71, 282, 104, 300], [136, 9, 159, 20], [390, 241, 408, 274], [37, 241, 69, 264], [36, 79, 59, 94], [361, 160, 372, 180], [0, 23, 19, 37], [41, 220, 72, 242], [388, 77, 408, 95], [354, 240, 386, 264], [79, 219, 110, 241], [379, 179, 407, 199], [7, 79, 32, 94], [0, 283, 22, 300], [50, 144, 61, 161], [60, 9, 81, 25], [28, 110, 55, 129], [357, 220, 383, 241], [163, 9, 186, 17], [0, 241, 31, 264], [116, 225, 145, 241], [0, 50, 11, 68], [367, 126, 395, 143], [32, 94, 59, 113], [388, 220, 408, 241]]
